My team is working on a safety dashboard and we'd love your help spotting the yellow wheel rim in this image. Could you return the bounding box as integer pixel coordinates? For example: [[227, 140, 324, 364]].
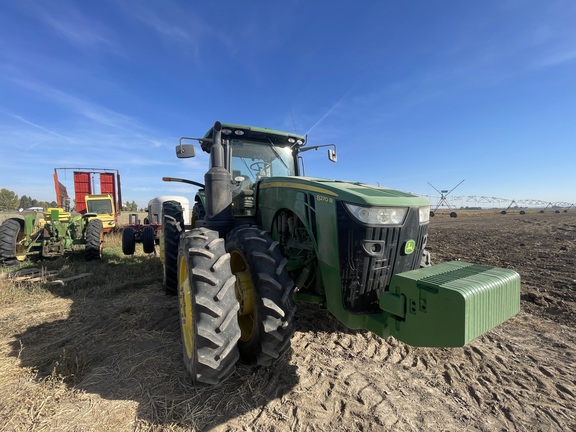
[[98, 231, 104, 255], [230, 251, 255, 342], [15, 227, 26, 261], [178, 255, 194, 359]]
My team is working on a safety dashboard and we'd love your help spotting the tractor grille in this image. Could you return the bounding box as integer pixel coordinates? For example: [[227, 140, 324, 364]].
[[336, 202, 428, 313]]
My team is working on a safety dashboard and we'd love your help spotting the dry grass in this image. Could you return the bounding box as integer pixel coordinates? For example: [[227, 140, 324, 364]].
[[0, 232, 296, 431]]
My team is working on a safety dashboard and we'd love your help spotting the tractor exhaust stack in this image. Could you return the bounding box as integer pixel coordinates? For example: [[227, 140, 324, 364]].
[[203, 121, 233, 235]]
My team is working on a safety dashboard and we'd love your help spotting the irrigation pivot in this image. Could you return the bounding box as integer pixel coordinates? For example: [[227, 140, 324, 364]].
[[427, 179, 465, 218]]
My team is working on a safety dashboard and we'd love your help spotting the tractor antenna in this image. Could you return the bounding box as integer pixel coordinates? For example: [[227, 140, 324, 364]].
[[290, 109, 298, 134]]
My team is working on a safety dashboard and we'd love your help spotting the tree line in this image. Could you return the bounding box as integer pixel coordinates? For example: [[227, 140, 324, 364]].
[[0, 188, 57, 211]]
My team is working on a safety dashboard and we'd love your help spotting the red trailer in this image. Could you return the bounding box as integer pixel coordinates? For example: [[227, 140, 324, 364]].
[[53, 168, 122, 233]]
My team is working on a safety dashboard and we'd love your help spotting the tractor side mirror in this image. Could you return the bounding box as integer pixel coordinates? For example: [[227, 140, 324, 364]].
[[175, 144, 196, 158], [328, 148, 337, 163]]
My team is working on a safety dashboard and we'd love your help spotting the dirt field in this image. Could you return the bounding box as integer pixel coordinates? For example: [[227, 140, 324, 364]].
[[0, 211, 574, 431]]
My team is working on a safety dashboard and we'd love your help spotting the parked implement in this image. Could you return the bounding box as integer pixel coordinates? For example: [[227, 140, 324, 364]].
[[121, 196, 189, 255], [122, 213, 157, 255], [0, 168, 118, 263], [54, 168, 122, 233], [0, 208, 103, 262], [162, 121, 520, 386]]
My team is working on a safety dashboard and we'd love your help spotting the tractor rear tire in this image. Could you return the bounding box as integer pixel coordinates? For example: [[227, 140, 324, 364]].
[[142, 226, 156, 254], [177, 228, 241, 386], [191, 202, 206, 228], [0, 218, 26, 262], [122, 227, 136, 255], [226, 225, 296, 366], [85, 219, 103, 261], [162, 201, 184, 295]]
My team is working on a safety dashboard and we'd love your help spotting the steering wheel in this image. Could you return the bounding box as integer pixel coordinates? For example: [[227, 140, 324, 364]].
[[249, 161, 270, 172]]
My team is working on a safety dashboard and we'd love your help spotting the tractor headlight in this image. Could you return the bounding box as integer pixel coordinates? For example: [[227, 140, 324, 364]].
[[419, 206, 431, 224], [345, 203, 408, 226]]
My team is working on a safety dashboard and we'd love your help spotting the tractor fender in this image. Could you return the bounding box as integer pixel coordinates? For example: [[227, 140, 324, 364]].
[[259, 186, 319, 255], [195, 192, 206, 210], [269, 206, 320, 279]]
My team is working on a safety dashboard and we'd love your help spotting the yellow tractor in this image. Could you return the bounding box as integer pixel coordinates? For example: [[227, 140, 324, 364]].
[[85, 194, 117, 233]]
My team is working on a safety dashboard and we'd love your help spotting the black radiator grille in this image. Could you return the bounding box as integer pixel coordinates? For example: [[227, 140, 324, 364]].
[[336, 202, 428, 313]]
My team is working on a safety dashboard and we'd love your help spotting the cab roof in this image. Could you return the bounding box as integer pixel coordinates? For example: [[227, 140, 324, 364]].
[[203, 123, 307, 146]]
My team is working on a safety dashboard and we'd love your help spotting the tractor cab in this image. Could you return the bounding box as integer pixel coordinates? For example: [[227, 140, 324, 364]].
[[176, 123, 337, 218], [223, 131, 299, 216], [207, 124, 302, 179], [85, 194, 117, 233]]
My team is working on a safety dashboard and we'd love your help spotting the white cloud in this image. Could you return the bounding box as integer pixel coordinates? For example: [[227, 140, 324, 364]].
[[16, 0, 119, 53], [8, 77, 142, 131], [0, 109, 77, 144], [119, 0, 210, 44], [532, 48, 576, 69]]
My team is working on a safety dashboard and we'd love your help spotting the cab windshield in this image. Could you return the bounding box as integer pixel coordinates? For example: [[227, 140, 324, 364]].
[[87, 199, 113, 214], [228, 139, 296, 183]]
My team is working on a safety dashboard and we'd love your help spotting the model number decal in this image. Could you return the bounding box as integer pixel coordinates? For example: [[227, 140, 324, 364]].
[[316, 194, 334, 203]]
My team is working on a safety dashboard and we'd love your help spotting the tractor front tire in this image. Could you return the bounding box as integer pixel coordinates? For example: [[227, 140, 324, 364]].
[[122, 227, 136, 255], [142, 226, 156, 254], [191, 202, 206, 228], [226, 225, 296, 366], [85, 219, 103, 261], [0, 218, 26, 262], [177, 228, 241, 386], [162, 201, 184, 295]]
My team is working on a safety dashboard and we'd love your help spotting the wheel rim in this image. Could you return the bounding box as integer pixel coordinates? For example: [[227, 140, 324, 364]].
[[178, 255, 194, 359], [14, 225, 27, 261], [229, 251, 255, 342], [98, 231, 104, 256]]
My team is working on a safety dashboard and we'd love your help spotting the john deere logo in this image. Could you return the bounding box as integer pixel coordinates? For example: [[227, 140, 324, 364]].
[[405, 240, 416, 255]]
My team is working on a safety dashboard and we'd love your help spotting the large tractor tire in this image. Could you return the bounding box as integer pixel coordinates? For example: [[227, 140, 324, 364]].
[[85, 219, 103, 261], [177, 228, 241, 386], [162, 201, 184, 295], [122, 227, 136, 255], [226, 225, 296, 366], [191, 202, 206, 228], [0, 218, 27, 262], [142, 226, 156, 254]]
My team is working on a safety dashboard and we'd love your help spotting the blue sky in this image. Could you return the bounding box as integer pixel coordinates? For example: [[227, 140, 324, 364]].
[[1, 0, 575, 209]]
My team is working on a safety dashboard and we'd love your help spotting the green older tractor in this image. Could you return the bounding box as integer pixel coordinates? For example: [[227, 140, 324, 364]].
[[161, 121, 520, 386], [0, 208, 104, 263]]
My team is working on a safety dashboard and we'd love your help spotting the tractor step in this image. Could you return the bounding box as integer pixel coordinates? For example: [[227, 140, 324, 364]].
[[380, 261, 520, 347]]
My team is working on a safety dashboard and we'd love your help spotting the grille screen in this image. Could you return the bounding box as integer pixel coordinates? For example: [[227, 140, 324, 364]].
[[336, 202, 428, 313]]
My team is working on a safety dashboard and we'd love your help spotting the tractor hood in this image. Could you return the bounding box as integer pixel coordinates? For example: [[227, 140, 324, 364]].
[[259, 176, 430, 208]]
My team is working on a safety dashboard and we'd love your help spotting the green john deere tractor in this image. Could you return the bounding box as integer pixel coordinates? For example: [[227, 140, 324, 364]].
[[0, 208, 104, 263], [160, 121, 520, 386]]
